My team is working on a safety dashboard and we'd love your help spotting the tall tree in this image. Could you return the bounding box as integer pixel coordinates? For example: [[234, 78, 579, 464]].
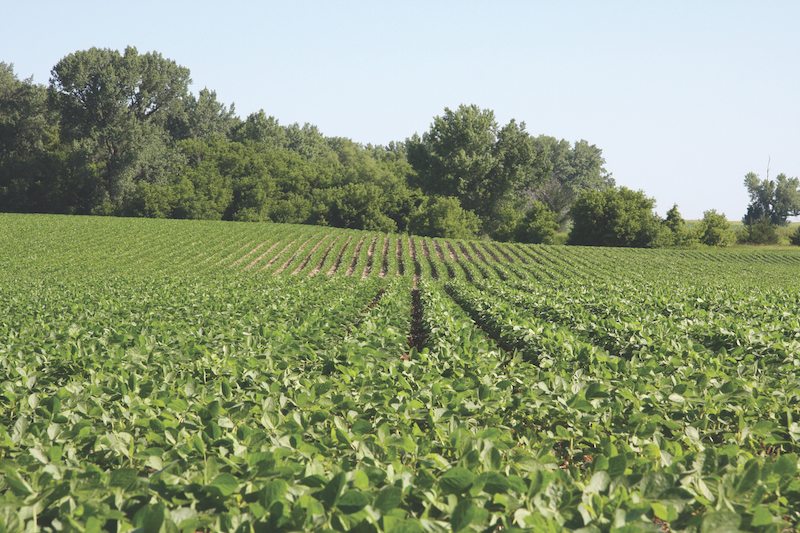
[[526, 136, 614, 226], [49, 46, 191, 213], [743, 171, 800, 226], [407, 105, 535, 225], [0, 63, 63, 211]]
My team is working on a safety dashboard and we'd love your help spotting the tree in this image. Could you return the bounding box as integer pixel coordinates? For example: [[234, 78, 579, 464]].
[[568, 186, 663, 247], [790, 226, 800, 246], [408, 196, 480, 239], [525, 136, 614, 226], [49, 46, 192, 213], [697, 209, 736, 246], [661, 204, 696, 246], [407, 105, 537, 225], [515, 201, 558, 244], [231, 110, 288, 147], [167, 88, 238, 141], [743, 171, 800, 226], [0, 63, 63, 212]]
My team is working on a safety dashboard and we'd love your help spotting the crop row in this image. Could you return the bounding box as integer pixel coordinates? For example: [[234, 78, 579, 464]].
[[2, 213, 800, 531]]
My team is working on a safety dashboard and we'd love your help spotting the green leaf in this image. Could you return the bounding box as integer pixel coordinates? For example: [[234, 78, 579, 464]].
[[374, 486, 403, 513], [260, 479, 288, 507], [650, 501, 677, 522], [585, 382, 608, 399], [134, 503, 165, 532], [586, 471, 610, 494], [608, 454, 627, 478], [735, 459, 759, 495], [773, 453, 797, 477], [210, 473, 238, 497], [701, 510, 741, 533], [315, 472, 346, 509], [2, 467, 34, 497], [451, 499, 478, 532], [750, 505, 774, 527], [481, 471, 511, 494], [440, 467, 475, 494], [109, 468, 138, 489], [338, 489, 369, 514]]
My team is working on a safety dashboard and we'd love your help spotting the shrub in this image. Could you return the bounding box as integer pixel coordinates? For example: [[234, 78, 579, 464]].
[[697, 210, 736, 246], [739, 218, 779, 244], [515, 201, 558, 244], [568, 186, 663, 247], [790, 226, 800, 246], [408, 196, 481, 239]]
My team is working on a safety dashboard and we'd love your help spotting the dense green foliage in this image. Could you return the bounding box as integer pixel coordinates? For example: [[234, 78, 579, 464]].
[[1, 213, 800, 531], [791, 226, 800, 246], [568, 187, 664, 247], [740, 172, 800, 244], [0, 50, 615, 242], [697, 209, 736, 247]]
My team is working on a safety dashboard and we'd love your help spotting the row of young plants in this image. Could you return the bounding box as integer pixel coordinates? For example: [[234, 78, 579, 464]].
[[439, 280, 800, 531], [3, 214, 800, 531]]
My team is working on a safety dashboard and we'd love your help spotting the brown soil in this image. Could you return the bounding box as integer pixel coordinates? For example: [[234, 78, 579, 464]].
[[379, 236, 390, 277], [292, 235, 329, 275], [361, 236, 379, 278], [244, 240, 283, 270], [224, 239, 259, 267], [408, 236, 421, 280], [445, 241, 473, 281], [274, 236, 316, 275], [420, 239, 439, 279], [345, 236, 367, 276], [396, 238, 405, 275], [406, 287, 426, 354], [432, 240, 447, 261], [327, 236, 353, 276], [309, 236, 340, 276]]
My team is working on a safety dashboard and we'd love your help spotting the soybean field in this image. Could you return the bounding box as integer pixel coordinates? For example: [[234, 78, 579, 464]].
[[1, 213, 799, 532]]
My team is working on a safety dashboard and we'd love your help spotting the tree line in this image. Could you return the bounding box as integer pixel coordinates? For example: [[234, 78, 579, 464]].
[[2, 46, 798, 247], [0, 46, 612, 243]]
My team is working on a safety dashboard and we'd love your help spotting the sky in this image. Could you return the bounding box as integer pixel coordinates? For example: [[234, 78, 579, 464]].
[[2, 0, 799, 219]]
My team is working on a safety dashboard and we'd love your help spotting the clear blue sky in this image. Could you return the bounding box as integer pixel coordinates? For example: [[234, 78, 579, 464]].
[[3, 0, 799, 219]]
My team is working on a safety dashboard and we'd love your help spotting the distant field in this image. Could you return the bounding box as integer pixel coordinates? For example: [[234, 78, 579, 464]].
[[1, 213, 798, 531]]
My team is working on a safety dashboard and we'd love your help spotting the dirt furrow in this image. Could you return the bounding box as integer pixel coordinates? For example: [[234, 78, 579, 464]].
[[230, 240, 265, 267], [445, 241, 473, 281], [408, 236, 422, 279], [244, 240, 284, 270], [406, 287, 426, 356], [468, 242, 508, 279], [396, 238, 405, 275], [420, 239, 439, 279], [361, 235, 379, 278], [292, 234, 329, 275], [346, 236, 367, 276], [489, 242, 517, 263], [310, 236, 340, 277], [432, 240, 447, 261], [274, 236, 317, 274], [379, 235, 390, 277], [328, 236, 354, 276]]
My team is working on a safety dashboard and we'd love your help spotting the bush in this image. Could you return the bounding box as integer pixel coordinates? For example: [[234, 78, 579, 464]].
[[660, 204, 697, 247], [697, 210, 736, 246], [485, 202, 524, 242], [790, 226, 800, 246], [739, 218, 779, 244], [515, 201, 558, 244], [408, 196, 481, 239], [568, 186, 663, 247]]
